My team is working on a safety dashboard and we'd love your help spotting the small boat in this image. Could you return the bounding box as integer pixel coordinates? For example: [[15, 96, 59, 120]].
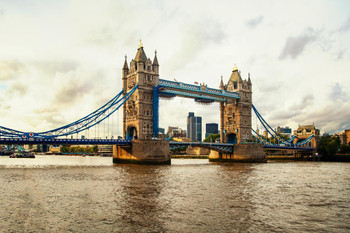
[[9, 151, 35, 158]]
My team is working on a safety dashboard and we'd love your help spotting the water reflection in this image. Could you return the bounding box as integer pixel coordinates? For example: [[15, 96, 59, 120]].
[[115, 165, 168, 232]]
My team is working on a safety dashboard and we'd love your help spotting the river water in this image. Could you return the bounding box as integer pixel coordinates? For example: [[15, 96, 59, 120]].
[[0, 155, 349, 232]]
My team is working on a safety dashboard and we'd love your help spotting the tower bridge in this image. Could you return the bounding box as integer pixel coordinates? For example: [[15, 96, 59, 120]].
[[0, 43, 316, 164]]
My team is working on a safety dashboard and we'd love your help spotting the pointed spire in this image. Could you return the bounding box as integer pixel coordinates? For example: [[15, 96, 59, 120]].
[[247, 72, 251, 85], [233, 64, 238, 72], [219, 75, 224, 89], [229, 64, 242, 83], [138, 39, 143, 49], [123, 55, 129, 70], [153, 50, 159, 66], [135, 41, 147, 62]]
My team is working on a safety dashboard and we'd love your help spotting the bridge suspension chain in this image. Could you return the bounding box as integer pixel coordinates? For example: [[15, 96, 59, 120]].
[[251, 104, 314, 148], [0, 85, 138, 139]]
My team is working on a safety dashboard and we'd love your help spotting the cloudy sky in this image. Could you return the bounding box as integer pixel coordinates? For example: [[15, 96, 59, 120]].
[[0, 0, 349, 138]]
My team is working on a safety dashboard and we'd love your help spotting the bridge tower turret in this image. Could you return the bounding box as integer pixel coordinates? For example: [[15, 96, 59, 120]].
[[122, 41, 160, 140], [221, 66, 252, 144], [122, 55, 129, 136]]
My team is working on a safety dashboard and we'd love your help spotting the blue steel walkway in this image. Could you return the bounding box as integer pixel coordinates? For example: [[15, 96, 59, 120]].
[[158, 79, 239, 103]]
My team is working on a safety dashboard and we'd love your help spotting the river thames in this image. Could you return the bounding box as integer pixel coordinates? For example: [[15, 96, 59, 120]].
[[0, 156, 349, 232]]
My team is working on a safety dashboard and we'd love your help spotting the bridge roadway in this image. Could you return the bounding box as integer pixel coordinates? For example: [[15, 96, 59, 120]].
[[263, 144, 314, 151], [169, 142, 314, 152], [169, 142, 234, 153], [0, 138, 132, 145], [0, 138, 314, 152]]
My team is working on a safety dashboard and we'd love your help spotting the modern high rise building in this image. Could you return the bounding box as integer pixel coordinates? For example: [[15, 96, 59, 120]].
[[205, 123, 218, 138], [187, 112, 202, 142]]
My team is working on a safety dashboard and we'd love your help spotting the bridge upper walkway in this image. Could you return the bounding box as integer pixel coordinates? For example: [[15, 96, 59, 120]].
[[158, 79, 239, 103]]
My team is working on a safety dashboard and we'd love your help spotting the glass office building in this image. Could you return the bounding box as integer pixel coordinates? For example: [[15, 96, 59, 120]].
[[187, 112, 202, 142]]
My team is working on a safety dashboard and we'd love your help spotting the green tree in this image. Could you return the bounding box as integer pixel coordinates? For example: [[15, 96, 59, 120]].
[[339, 144, 350, 154], [60, 146, 66, 153], [317, 135, 340, 160], [204, 134, 220, 142]]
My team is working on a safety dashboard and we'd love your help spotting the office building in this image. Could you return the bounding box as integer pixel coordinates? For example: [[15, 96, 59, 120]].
[[187, 112, 202, 142], [167, 126, 186, 138], [205, 123, 218, 138]]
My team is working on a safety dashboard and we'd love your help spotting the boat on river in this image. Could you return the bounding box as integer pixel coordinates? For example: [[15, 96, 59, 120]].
[[9, 151, 35, 158]]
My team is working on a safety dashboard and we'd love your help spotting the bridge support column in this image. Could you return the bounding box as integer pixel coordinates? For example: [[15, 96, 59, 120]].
[[220, 102, 225, 143], [113, 139, 170, 165], [209, 144, 266, 163]]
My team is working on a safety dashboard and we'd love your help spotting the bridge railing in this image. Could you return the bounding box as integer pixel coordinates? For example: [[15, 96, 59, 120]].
[[206, 87, 223, 95]]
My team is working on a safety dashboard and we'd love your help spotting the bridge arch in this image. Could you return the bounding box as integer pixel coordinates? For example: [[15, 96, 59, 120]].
[[227, 133, 237, 144], [126, 125, 138, 140]]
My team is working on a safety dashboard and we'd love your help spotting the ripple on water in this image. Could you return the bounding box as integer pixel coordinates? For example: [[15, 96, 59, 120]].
[[0, 158, 349, 232]]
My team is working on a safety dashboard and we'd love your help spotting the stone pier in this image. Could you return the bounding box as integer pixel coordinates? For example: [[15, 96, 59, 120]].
[[113, 139, 170, 165], [209, 144, 267, 163]]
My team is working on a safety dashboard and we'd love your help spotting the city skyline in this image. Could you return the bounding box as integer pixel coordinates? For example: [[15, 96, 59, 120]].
[[0, 0, 349, 136]]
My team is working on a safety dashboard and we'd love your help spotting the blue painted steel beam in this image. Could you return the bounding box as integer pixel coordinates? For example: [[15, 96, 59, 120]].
[[169, 141, 234, 153], [0, 85, 139, 139], [159, 79, 239, 100], [172, 131, 315, 152], [152, 86, 159, 137], [160, 89, 228, 102], [263, 145, 314, 151], [0, 138, 132, 145]]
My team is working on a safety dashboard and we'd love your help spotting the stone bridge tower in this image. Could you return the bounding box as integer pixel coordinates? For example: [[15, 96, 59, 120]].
[[122, 42, 159, 140], [219, 66, 252, 144], [114, 42, 170, 165], [210, 66, 266, 162]]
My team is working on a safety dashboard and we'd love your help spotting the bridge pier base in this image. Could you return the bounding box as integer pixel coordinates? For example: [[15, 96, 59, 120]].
[[113, 139, 171, 165], [209, 144, 267, 163]]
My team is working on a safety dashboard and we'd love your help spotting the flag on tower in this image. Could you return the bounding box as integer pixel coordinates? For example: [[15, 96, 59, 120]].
[[194, 81, 199, 85]]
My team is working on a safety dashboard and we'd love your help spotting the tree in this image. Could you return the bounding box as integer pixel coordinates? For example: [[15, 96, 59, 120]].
[[61, 146, 69, 153], [204, 134, 220, 142], [339, 144, 350, 154], [317, 135, 340, 160]]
